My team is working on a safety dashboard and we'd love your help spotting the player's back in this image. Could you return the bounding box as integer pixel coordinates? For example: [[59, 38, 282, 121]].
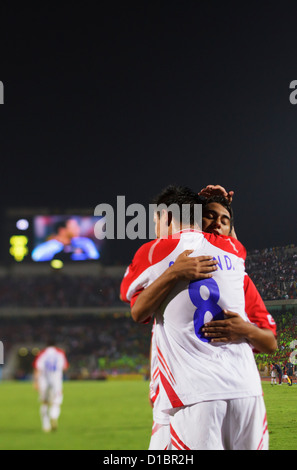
[[150, 230, 263, 409], [34, 346, 68, 382], [158, 230, 246, 353]]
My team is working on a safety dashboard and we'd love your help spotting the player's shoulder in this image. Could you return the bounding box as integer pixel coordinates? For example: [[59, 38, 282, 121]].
[[33, 347, 46, 367], [202, 232, 246, 259], [54, 347, 66, 356], [131, 237, 180, 267]]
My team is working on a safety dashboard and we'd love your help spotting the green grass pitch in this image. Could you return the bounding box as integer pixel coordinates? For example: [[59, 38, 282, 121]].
[[0, 380, 296, 450]]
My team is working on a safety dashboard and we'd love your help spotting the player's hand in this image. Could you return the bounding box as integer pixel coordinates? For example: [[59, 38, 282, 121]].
[[202, 310, 248, 343], [198, 184, 234, 203], [170, 250, 218, 281]]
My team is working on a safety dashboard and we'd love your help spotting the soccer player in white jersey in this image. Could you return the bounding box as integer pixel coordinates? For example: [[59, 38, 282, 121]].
[[148, 252, 220, 449], [121, 185, 276, 450], [33, 341, 69, 432], [144, 189, 277, 449]]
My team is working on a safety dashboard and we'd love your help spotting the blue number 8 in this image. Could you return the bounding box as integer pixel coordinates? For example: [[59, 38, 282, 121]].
[[189, 278, 224, 342]]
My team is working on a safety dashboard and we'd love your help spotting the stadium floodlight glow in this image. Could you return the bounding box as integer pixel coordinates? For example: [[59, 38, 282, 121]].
[[9, 235, 29, 262], [18, 347, 28, 357], [51, 259, 64, 269], [31, 347, 40, 356], [16, 218, 29, 230]]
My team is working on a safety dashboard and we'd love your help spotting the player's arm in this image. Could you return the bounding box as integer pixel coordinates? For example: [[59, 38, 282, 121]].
[[131, 250, 218, 323], [202, 274, 277, 353], [198, 184, 234, 203], [202, 310, 277, 353], [31, 240, 64, 261]]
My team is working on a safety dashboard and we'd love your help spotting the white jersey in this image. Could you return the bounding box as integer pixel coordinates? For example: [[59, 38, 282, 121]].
[[121, 230, 263, 413], [34, 346, 68, 384]]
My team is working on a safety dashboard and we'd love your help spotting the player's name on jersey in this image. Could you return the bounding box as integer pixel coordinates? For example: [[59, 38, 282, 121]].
[[169, 254, 236, 272], [94, 196, 202, 240], [213, 254, 235, 271]]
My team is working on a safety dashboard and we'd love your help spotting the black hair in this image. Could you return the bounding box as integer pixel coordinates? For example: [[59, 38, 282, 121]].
[[152, 185, 204, 227], [53, 217, 77, 234], [53, 219, 68, 234]]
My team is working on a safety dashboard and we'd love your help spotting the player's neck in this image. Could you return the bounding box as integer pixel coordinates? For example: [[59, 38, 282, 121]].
[[171, 221, 200, 234]]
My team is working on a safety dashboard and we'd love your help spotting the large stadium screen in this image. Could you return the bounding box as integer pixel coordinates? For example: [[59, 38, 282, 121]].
[[9, 215, 105, 263]]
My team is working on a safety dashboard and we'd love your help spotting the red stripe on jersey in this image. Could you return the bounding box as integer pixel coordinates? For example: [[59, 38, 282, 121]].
[[157, 345, 175, 385], [171, 437, 182, 450], [151, 384, 159, 404], [170, 425, 190, 450], [159, 370, 184, 408], [151, 422, 163, 436], [257, 413, 268, 450]]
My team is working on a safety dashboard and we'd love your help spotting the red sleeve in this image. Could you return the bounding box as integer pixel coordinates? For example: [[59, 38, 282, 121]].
[[130, 288, 144, 307], [56, 348, 69, 370], [120, 237, 180, 305], [244, 274, 277, 337], [120, 241, 156, 304], [32, 349, 44, 369]]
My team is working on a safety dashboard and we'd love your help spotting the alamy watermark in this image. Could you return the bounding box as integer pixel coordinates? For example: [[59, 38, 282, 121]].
[[93, 196, 202, 240], [0, 81, 3, 104], [289, 80, 297, 104], [0, 341, 3, 364]]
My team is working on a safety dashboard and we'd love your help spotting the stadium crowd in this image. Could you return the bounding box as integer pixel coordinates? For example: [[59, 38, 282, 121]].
[[245, 245, 297, 300], [0, 245, 295, 308], [1, 313, 151, 380], [2, 308, 296, 381], [0, 274, 123, 308], [0, 244, 296, 380]]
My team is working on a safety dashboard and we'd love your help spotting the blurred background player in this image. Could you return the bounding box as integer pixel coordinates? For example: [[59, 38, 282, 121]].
[[286, 362, 294, 386], [271, 363, 278, 385], [33, 340, 69, 432]]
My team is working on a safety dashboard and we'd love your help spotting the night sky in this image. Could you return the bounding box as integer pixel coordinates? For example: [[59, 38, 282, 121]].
[[0, 3, 296, 265]]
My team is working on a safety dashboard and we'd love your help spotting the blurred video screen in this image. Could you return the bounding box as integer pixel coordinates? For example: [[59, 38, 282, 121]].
[[8, 214, 105, 263], [32, 216, 102, 262]]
